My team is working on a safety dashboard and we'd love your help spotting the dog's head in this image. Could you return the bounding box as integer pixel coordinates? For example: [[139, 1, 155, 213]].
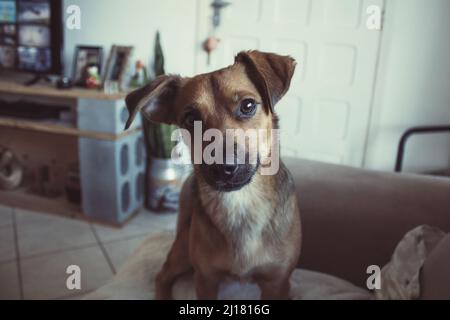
[[125, 50, 296, 192]]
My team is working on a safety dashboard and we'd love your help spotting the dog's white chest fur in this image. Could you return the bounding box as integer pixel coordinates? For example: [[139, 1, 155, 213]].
[[216, 185, 274, 276]]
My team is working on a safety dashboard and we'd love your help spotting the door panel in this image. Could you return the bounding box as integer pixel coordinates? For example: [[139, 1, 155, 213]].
[[196, 0, 384, 166]]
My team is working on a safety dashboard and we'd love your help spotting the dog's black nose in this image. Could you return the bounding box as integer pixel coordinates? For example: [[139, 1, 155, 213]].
[[223, 164, 239, 176], [202, 161, 257, 191], [211, 163, 240, 179]]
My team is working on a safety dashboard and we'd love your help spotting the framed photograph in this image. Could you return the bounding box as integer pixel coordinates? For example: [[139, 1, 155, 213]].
[[17, 1, 51, 24], [103, 45, 133, 91], [0, 45, 16, 69], [72, 46, 103, 87]]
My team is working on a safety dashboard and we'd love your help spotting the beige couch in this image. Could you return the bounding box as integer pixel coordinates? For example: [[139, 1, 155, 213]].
[[285, 158, 450, 299], [87, 158, 450, 300]]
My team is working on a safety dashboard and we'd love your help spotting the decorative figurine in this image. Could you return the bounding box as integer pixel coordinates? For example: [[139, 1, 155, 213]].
[[85, 65, 101, 89], [130, 60, 149, 88]]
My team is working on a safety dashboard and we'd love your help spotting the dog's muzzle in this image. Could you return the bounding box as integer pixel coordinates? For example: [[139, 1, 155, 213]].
[[201, 158, 259, 192]]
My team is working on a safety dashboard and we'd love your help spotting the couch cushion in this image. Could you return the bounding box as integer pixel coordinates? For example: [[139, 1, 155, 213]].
[[284, 157, 450, 288], [85, 231, 372, 300], [420, 233, 450, 299]]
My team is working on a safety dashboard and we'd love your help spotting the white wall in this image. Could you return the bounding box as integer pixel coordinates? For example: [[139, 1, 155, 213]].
[[364, 0, 450, 173], [62, 0, 198, 78], [61, 0, 450, 173]]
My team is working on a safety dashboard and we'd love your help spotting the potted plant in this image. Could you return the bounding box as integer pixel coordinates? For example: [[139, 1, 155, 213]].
[[139, 31, 186, 212]]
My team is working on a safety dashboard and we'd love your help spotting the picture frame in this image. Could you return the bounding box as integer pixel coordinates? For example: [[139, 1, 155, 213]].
[[103, 45, 133, 91], [72, 46, 103, 87]]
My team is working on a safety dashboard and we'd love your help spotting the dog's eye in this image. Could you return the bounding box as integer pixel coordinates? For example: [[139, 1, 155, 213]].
[[182, 111, 199, 128], [238, 99, 258, 118]]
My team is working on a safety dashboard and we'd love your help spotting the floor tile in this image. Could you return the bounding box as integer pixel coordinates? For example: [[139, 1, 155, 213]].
[[102, 236, 147, 272], [16, 209, 97, 258], [0, 261, 21, 300], [0, 225, 16, 263], [21, 245, 113, 300], [0, 205, 13, 228], [94, 211, 177, 243], [129, 210, 177, 230], [15, 208, 63, 224]]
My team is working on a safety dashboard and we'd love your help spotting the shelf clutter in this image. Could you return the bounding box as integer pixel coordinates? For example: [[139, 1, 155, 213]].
[[0, 80, 128, 101], [0, 80, 145, 225]]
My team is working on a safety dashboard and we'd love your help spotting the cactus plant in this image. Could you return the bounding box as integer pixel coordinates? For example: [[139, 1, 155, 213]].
[[142, 31, 178, 159]]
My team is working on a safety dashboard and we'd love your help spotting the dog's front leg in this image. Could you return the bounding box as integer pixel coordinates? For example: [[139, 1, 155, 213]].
[[155, 228, 192, 300], [258, 277, 291, 300], [194, 271, 221, 300]]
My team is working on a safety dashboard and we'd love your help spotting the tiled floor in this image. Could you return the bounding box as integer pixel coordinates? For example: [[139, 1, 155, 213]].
[[0, 204, 177, 300]]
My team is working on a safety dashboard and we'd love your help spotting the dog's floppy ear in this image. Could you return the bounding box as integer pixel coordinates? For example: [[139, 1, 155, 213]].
[[124, 75, 182, 129], [235, 50, 296, 113]]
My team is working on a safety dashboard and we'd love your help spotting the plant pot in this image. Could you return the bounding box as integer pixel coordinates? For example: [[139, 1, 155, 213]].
[[145, 157, 189, 212]]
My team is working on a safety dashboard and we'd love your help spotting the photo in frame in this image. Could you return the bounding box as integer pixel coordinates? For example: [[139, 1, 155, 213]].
[[72, 46, 103, 87], [103, 45, 133, 91]]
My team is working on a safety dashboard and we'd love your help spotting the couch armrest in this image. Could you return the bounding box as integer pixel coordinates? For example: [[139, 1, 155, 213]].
[[284, 158, 450, 288]]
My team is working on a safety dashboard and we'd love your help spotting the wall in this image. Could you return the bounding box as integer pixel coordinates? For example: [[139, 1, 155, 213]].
[[62, 0, 198, 78], [364, 0, 450, 173], [61, 0, 450, 173]]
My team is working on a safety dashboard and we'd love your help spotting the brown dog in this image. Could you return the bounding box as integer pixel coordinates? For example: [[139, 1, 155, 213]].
[[125, 50, 301, 300]]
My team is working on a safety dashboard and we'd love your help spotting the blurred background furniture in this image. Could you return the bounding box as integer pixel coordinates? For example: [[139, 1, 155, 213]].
[[87, 158, 450, 299], [395, 125, 450, 175], [285, 158, 450, 290], [0, 81, 144, 225]]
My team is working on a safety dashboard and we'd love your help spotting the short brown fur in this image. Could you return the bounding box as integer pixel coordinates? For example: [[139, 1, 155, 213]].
[[125, 51, 301, 300]]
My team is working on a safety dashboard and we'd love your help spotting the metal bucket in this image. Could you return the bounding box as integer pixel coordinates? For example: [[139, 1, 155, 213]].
[[146, 157, 191, 212]]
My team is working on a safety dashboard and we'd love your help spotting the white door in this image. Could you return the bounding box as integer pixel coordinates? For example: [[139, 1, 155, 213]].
[[195, 0, 384, 167]]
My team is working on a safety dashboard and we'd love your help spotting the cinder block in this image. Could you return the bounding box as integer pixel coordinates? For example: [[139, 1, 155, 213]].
[[79, 130, 146, 224], [77, 99, 141, 134]]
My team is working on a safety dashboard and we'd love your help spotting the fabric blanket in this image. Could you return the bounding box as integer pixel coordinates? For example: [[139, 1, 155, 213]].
[[85, 231, 372, 300]]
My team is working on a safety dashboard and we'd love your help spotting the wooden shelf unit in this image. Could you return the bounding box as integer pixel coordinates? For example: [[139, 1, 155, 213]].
[[0, 80, 128, 100], [0, 116, 141, 141], [0, 187, 83, 220], [0, 81, 144, 225], [0, 80, 137, 140]]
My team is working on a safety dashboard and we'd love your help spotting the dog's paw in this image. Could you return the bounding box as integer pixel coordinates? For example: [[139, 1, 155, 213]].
[[155, 275, 174, 300], [155, 287, 173, 300]]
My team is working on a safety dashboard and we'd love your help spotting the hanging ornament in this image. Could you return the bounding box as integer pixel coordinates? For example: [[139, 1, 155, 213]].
[[203, 36, 221, 66], [202, 0, 232, 66], [211, 0, 232, 29]]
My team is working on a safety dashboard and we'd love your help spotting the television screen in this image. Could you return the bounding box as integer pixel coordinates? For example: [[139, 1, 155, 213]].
[[0, 0, 62, 74]]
